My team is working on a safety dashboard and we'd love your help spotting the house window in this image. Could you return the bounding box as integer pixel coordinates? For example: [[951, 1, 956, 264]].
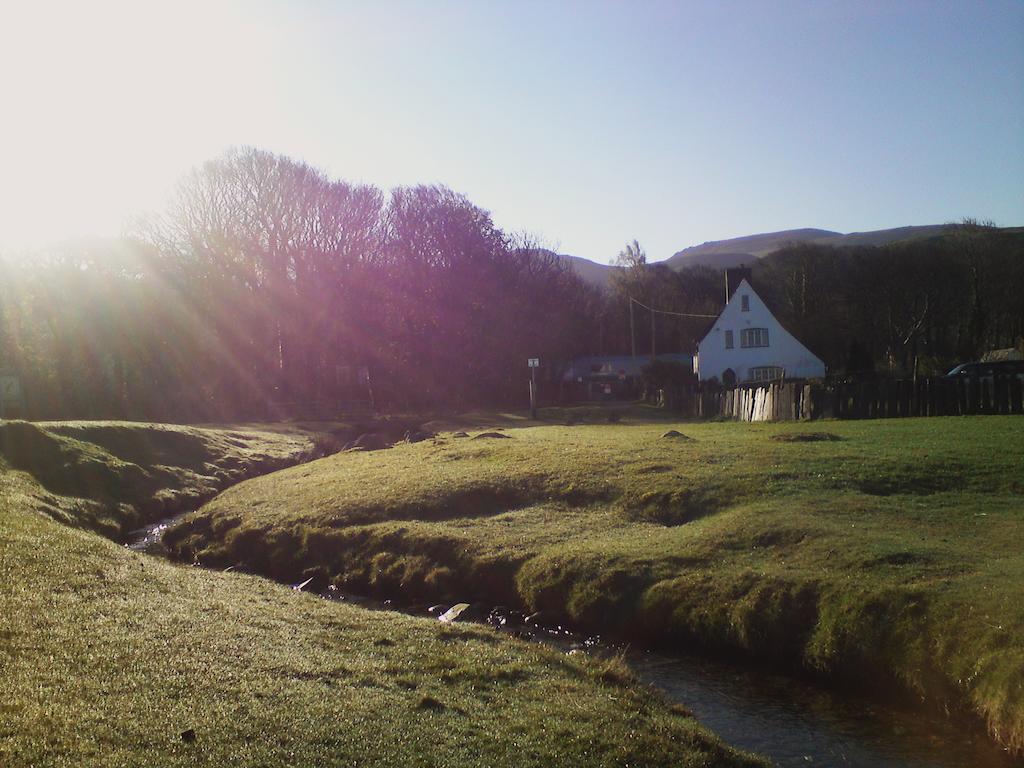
[[725, 330, 734, 349], [741, 294, 750, 311], [741, 328, 769, 348], [749, 366, 784, 382]]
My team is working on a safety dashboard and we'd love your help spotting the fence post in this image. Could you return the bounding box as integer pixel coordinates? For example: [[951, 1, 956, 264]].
[[1010, 376, 1023, 415], [995, 375, 1008, 415]]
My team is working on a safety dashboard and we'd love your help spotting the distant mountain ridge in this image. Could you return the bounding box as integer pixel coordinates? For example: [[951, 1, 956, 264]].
[[665, 224, 953, 270], [559, 224, 960, 287]]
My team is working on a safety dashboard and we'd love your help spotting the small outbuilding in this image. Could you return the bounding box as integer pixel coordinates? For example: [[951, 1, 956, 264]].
[[562, 353, 693, 400]]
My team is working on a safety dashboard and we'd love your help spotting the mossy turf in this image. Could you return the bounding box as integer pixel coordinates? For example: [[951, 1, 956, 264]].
[[0, 421, 765, 768], [168, 416, 1024, 753], [0, 420, 314, 538]]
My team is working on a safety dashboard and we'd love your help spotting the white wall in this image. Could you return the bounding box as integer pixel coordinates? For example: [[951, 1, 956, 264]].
[[695, 279, 825, 382]]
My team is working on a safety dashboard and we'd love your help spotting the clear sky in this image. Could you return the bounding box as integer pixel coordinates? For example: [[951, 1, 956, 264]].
[[1, 0, 1021, 262]]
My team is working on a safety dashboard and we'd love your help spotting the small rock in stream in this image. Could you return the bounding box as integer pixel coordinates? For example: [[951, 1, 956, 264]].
[[488, 605, 525, 628], [438, 603, 471, 623]]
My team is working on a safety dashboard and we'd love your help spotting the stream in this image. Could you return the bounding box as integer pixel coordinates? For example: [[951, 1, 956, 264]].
[[126, 513, 188, 556], [628, 650, 1015, 768], [128, 516, 1022, 768]]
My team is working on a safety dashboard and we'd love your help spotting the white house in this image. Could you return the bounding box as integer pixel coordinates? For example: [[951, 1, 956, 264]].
[[694, 271, 825, 384]]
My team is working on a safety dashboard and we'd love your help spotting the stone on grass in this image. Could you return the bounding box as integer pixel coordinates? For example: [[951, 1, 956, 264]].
[[416, 695, 445, 711], [661, 430, 692, 440], [472, 432, 511, 440]]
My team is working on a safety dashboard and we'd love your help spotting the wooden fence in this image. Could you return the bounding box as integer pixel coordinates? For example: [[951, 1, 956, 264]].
[[818, 375, 1024, 419], [664, 375, 1024, 422]]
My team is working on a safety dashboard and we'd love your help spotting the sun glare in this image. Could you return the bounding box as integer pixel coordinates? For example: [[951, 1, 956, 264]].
[[0, 0, 280, 249]]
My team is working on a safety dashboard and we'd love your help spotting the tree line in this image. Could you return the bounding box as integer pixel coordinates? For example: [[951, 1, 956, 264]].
[[0, 145, 1020, 421], [0, 148, 600, 420], [593, 223, 1024, 383], [753, 222, 1024, 379]]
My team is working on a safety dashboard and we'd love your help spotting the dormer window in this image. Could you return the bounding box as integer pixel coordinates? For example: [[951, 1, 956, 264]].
[[741, 294, 750, 311]]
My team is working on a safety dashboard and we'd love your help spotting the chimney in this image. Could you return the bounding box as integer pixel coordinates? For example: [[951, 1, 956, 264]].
[[725, 265, 752, 305]]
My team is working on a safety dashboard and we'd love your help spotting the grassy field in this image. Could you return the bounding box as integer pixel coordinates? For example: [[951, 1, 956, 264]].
[[166, 415, 1024, 753], [0, 420, 765, 767]]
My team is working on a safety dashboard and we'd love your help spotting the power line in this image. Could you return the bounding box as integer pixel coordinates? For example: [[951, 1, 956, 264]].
[[629, 297, 717, 319], [628, 296, 718, 360]]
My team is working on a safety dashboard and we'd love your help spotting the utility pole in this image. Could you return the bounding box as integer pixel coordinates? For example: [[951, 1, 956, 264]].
[[629, 298, 636, 359], [650, 305, 656, 360], [626, 296, 718, 364]]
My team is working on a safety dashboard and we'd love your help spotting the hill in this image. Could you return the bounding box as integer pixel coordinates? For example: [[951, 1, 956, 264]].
[[559, 252, 617, 288], [533, 250, 616, 289], [666, 225, 954, 270], [558, 225, 961, 287]]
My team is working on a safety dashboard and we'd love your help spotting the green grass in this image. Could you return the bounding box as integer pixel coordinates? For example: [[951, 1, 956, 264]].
[[167, 416, 1024, 752], [0, 420, 315, 538], [0, 420, 765, 767]]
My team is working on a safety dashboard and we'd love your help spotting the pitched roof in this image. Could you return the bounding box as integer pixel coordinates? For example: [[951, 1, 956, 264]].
[[697, 278, 824, 361]]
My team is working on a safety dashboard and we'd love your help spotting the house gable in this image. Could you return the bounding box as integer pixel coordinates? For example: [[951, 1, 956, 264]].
[[695, 279, 825, 382]]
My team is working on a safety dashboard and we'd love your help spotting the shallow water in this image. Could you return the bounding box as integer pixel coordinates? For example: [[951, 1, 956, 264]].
[[128, 520, 1020, 767], [629, 650, 1019, 768], [125, 511, 191, 556]]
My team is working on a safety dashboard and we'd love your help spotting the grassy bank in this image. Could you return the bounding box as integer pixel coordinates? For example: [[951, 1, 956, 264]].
[[167, 416, 1024, 752], [0, 420, 765, 767], [0, 420, 316, 538]]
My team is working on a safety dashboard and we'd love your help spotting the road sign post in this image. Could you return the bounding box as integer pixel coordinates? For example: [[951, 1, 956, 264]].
[[527, 358, 539, 419]]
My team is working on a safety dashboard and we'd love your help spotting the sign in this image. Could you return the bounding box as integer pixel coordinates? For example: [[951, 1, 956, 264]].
[[527, 358, 539, 368], [0, 375, 20, 402]]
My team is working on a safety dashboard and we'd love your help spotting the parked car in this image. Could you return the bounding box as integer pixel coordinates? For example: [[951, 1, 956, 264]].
[[944, 360, 1024, 378]]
